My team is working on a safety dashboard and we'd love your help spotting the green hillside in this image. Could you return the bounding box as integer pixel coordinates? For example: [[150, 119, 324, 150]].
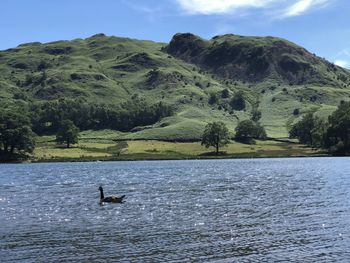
[[1, 33, 349, 139]]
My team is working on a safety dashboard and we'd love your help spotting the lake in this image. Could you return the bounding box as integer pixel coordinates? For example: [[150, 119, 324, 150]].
[[1, 158, 350, 262]]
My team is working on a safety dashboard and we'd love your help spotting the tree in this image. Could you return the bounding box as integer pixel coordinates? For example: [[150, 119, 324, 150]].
[[230, 91, 246, 110], [221, 88, 230, 98], [0, 110, 35, 155], [30, 98, 173, 134], [208, 93, 217, 105], [311, 119, 328, 149], [56, 120, 79, 148], [289, 113, 319, 146], [289, 103, 350, 154], [235, 120, 266, 143], [324, 101, 350, 154], [201, 122, 230, 154], [251, 108, 262, 122], [293, 108, 300, 116]]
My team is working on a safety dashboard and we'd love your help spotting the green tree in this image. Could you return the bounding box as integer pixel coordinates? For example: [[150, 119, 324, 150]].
[[311, 119, 328, 149], [251, 108, 262, 122], [324, 101, 350, 154], [0, 111, 35, 154], [230, 91, 246, 110], [208, 93, 217, 105], [56, 120, 79, 148], [201, 122, 230, 154], [235, 120, 266, 143], [221, 88, 230, 98], [31, 98, 173, 134], [289, 113, 320, 146]]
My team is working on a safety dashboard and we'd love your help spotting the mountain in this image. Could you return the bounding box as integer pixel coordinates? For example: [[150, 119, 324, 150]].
[[166, 33, 349, 86], [0, 33, 349, 139]]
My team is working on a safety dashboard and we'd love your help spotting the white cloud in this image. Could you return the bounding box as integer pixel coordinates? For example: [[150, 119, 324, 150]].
[[176, 0, 276, 14], [334, 59, 349, 68], [282, 0, 330, 17], [175, 0, 332, 17], [334, 48, 350, 69], [340, 48, 350, 57]]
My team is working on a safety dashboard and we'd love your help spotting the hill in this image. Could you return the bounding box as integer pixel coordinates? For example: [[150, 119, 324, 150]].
[[166, 33, 350, 86], [0, 33, 349, 139]]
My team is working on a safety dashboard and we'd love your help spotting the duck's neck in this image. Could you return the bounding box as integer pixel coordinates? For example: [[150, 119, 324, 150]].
[[99, 188, 104, 199]]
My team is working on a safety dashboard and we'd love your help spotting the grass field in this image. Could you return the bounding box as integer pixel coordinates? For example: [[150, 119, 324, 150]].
[[33, 133, 323, 162]]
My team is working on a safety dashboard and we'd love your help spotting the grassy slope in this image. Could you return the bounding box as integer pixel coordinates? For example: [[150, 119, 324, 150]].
[[1, 33, 350, 141]]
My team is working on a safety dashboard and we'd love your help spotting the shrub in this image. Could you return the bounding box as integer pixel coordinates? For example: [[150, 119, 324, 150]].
[[221, 88, 230, 98], [230, 91, 245, 110], [208, 93, 217, 105]]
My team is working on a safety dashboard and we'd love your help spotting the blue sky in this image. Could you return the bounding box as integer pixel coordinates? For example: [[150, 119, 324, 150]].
[[1, 0, 349, 68]]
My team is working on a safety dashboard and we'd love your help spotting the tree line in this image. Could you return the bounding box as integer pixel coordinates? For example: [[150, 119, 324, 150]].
[[30, 98, 173, 134], [0, 98, 173, 156], [289, 101, 350, 155]]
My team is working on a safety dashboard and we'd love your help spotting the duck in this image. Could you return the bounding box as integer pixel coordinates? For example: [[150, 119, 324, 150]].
[[99, 186, 126, 204]]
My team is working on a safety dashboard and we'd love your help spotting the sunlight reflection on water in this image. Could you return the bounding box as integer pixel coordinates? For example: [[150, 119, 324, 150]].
[[1, 158, 350, 262]]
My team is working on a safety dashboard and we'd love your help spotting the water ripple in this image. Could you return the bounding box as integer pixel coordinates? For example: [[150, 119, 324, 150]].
[[1, 158, 350, 262]]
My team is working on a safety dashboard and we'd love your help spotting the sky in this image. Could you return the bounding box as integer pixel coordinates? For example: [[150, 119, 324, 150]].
[[1, 0, 349, 68]]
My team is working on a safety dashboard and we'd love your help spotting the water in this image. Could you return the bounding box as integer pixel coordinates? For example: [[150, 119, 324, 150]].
[[1, 158, 350, 262]]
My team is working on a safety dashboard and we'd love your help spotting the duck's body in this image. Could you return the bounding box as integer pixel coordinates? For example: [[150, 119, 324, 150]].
[[99, 186, 125, 204]]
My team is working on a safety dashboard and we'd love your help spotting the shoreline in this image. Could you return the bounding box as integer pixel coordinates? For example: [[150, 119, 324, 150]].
[[2, 152, 330, 164], [1, 139, 330, 164]]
